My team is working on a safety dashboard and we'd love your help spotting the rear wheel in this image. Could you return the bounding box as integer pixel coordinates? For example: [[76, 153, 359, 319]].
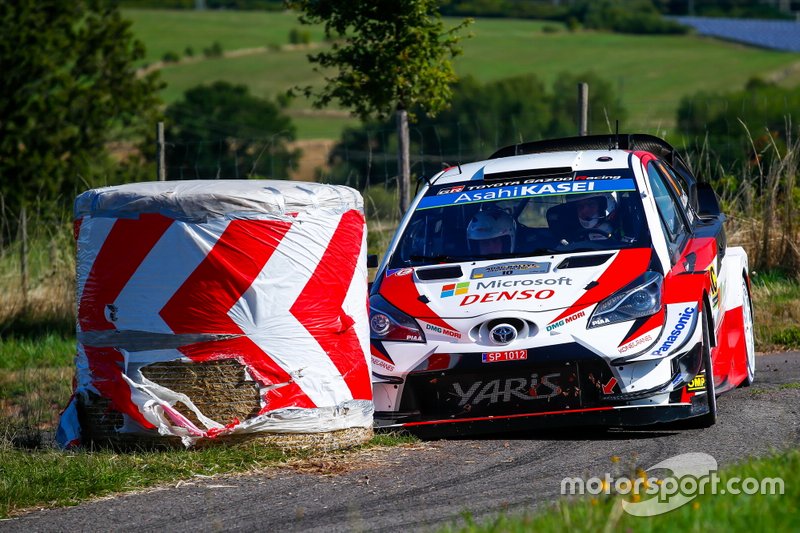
[[740, 278, 756, 387]]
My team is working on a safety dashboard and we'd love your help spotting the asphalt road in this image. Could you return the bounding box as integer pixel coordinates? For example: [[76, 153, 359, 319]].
[[5, 352, 800, 532]]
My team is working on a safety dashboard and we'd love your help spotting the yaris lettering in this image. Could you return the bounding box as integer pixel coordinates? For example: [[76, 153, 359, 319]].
[[651, 307, 696, 355], [452, 373, 560, 406]]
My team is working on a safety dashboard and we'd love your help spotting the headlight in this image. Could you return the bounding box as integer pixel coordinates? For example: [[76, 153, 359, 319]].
[[369, 295, 426, 342], [588, 271, 662, 328]]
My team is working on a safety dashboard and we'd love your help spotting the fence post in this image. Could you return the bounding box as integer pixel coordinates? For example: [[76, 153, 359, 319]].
[[157, 121, 166, 181], [578, 83, 589, 136], [20, 206, 28, 307]]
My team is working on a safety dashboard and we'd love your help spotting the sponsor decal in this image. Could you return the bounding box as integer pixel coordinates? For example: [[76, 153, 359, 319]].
[[424, 322, 462, 340], [371, 356, 395, 372], [387, 267, 413, 277], [476, 277, 571, 289], [437, 185, 464, 195], [417, 179, 636, 210], [459, 288, 554, 306], [465, 177, 573, 190], [708, 265, 720, 308], [441, 282, 470, 298], [471, 261, 551, 279], [452, 373, 561, 406], [618, 334, 653, 354], [686, 373, 705, 392], [574, 174, 622, 181], [546, 310, 586, 332], [482, 349, 528, 363], [651, 306, 697, 355]]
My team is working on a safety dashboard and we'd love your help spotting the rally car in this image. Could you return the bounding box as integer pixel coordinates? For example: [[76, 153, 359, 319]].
[[369, 134, 755, 436]]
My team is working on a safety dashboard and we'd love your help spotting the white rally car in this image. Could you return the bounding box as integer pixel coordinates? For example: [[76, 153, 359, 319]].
[[369, 134, 755, 436]]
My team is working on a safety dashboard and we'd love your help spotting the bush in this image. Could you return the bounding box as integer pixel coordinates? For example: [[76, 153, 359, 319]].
[[161, 51, 180, 63], [541, 24, 561, 34], [288, 28, 311, 45], [203, 41, 223, 58], [184, 46, 194, 57]]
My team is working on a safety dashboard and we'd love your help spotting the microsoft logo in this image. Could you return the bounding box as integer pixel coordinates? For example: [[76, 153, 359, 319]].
[[441, 282, 469, 298]]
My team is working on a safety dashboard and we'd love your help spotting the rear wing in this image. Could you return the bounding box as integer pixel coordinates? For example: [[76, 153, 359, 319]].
[[489, 133, 699, 213]]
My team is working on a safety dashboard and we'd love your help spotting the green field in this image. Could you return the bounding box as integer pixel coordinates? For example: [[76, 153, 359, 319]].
[[124, 10, 800, 140]]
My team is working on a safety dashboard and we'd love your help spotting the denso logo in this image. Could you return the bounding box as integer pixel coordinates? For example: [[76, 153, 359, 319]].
[[651, 307, 696, 355], [459, 289, 554, 306]]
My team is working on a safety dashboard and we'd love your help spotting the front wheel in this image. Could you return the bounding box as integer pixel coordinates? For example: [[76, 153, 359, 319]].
[[688, 310, 717, 428], [740, 277, 756, 387]]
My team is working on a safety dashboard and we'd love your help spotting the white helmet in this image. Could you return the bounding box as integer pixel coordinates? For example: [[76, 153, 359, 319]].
[[467, 208, 515, 253], [573, 193, 617, 229]]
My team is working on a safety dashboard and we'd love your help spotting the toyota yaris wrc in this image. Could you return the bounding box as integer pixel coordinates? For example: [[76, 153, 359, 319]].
[[369, 134, 755, 436]]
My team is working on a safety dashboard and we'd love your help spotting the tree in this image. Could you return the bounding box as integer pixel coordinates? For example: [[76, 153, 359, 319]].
[[288, 0, 472, 214], [164, 82, 300, 179], [325, 73, 627, 190], [0, 0, 162, 232]]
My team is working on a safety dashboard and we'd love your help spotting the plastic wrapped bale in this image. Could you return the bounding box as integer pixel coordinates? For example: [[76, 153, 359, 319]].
[[56, 180, 373, 449]]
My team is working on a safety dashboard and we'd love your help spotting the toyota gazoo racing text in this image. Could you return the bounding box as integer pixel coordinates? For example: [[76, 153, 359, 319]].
[[369, 134, 755, 436]]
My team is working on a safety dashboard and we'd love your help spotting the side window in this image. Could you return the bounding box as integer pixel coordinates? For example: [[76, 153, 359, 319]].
[[647, 163, 688, 258], [657, 161, 695, 225]]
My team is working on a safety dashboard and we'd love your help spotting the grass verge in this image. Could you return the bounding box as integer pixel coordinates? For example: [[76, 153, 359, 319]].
[[443, 448, 797, 532], [0, 431, 417, 519], [750, 271, 800, 352]]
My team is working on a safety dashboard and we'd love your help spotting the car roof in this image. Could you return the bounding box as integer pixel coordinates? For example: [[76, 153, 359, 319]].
[[432, 149, 633, 186]]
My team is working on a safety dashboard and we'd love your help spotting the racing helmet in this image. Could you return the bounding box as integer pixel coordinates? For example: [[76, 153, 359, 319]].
[[572, 193, 617, 229], [467, 208, 515, 253]]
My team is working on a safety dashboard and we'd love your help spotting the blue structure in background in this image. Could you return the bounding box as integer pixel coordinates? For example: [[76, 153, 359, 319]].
[[674, 17, 800, 53]]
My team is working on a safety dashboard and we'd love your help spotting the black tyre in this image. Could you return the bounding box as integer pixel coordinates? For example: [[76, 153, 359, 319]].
[[740, 277, 756, 387]]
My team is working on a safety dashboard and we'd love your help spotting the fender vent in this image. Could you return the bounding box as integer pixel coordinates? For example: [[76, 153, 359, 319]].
[[416, 265, 463, 280], [557, 253, 614, 269]]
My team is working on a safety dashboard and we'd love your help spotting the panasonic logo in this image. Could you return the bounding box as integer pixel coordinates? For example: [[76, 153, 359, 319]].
[[651, 307, 696, 355]]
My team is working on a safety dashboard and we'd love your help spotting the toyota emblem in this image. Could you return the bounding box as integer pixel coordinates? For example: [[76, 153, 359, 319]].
[[490, 323, 517, 345]]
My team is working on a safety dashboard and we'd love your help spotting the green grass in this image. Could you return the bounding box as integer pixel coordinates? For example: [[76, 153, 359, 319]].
[[123, 10, 800, 140], [750, 272, 800, 351], [0, 432, 417, 518], [0, 334, 74, 371], [125, 10, 328, 65], [443, 448, 798, 532]]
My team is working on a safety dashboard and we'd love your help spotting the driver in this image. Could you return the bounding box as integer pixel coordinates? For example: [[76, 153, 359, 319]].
[[466, 208, 515, 255], [573, 193, 616, 240]]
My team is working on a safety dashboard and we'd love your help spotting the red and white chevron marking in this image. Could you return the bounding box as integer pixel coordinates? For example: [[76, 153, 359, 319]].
[[73, 209, 371, 436]]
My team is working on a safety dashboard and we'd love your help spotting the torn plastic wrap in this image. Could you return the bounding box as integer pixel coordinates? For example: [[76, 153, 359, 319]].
[[57, 181, 372, 448]]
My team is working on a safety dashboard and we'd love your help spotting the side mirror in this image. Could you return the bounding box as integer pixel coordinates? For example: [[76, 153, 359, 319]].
[[696, 183, 721, 217], [367, 254, 379, 268]]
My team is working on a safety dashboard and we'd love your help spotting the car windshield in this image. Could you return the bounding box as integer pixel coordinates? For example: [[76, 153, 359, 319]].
[[389, 172, 651, 268]]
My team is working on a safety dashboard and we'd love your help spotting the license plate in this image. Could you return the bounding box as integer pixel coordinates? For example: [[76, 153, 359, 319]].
[[481, 349, 528, 363]]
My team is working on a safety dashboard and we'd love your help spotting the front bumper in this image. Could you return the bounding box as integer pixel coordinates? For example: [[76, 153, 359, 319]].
[[372, 340, 707, 436], [376, 394, 712, 438]]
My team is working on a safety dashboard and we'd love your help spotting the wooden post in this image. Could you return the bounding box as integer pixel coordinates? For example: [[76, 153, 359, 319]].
[[20, 206, 28, 306], [157, 121, 166, 181], [578, 83, 589, 136], [396, 108, 410, 215]]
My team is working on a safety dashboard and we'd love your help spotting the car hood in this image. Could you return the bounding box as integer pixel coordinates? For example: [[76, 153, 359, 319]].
[[377, 248, 653, 320]]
